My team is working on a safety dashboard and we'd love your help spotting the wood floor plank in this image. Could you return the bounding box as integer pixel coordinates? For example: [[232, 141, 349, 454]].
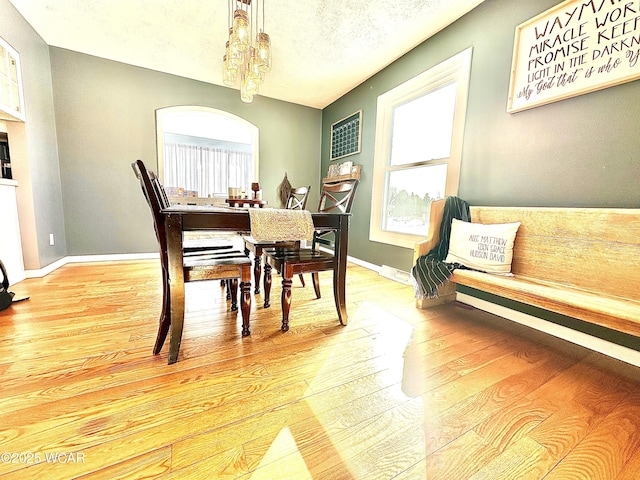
[[241, 406, 350, 473], [526, 400, 601, 461], [245, 399, 421, 479], [543, 393, 640, 480], [616, 444, 640, 479], [0, 380, 312, 478], [421, 352, 535, 415], [467, 436, 556, 480], [424, 349, 582, 456], [473, 397, 554, 453], [344, 400, 426, 479], [171, 373, 370, 472], [424, 430, 501, 479], [1, 260, 639, 478], [161, 447, 248, 479], [73, 446, 173, 479]]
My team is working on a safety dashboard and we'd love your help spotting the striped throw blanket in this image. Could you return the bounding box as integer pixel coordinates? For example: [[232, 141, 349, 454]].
[[412, 196, 470, 299]]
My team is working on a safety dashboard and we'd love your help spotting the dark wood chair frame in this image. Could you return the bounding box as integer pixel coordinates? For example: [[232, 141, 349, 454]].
[[132, 160, 252, 358], [263, 180, 358, 331], [243, 186, 311, 303], [149, 169, 245, 310], [155, 177, 239, 304]]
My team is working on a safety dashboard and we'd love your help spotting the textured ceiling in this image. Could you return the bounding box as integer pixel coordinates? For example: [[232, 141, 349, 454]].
[[9, 0, 484, 108]]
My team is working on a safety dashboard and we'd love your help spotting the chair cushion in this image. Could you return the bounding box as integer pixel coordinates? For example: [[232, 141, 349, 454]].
[[265, 248, 334, 260], [264, 248, 335, 275], [243, 235, 299, 248], [183, 249, 251, 268]]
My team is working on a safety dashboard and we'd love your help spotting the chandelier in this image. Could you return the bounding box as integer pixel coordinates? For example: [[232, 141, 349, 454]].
[[223, 0, 272, 103]]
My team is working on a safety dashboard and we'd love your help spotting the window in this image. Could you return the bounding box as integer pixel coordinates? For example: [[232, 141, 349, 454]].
[[156, 106, 258, 200], [370, 47, 472, 249]]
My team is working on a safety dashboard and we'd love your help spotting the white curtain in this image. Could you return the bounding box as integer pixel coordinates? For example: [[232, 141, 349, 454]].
[[163, 143, 253, 197]]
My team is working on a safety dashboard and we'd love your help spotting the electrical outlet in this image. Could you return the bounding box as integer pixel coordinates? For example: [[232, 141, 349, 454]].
[[49, 233, 55, 246]]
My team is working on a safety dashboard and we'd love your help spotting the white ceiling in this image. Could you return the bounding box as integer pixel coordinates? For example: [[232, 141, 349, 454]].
[[9, 0, 484, 109]]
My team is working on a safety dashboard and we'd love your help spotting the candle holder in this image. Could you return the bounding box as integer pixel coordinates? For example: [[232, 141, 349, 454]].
[[251, 182, 261, 199]]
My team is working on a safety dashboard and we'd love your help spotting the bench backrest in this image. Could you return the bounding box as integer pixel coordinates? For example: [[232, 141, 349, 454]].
[[469, 206, 640, 300]]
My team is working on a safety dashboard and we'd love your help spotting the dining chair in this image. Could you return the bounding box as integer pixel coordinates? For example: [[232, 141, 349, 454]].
[[243, 185, 311, 302], [132, 159, 253, 357], [262, 179, 359, 331], [148, 167, 239, 301], [149, 165, 237, 256]]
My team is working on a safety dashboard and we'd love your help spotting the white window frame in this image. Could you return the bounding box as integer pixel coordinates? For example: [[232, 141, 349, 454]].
[[369, 47, 472, 249]]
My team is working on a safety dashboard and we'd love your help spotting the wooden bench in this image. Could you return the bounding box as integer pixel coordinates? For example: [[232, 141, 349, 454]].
[[413, 199, 640, 338]]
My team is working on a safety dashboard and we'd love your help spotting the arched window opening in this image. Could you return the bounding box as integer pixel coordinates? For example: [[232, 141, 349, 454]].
[[156, 106, 259, 203]]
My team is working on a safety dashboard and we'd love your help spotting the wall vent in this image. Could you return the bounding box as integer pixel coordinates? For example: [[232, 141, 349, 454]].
[[379, 265, 411, 285]]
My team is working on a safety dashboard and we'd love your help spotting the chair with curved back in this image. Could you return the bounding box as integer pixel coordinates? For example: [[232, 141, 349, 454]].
[[132, 159, 252, 361], [284, 186, 311, 210], [263, 179, 358, 332], [243, 185, 311, 303]]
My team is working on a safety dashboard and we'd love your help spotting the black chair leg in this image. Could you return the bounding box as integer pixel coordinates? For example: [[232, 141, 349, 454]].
[[230, 279, 239, 311], [263, 263, 272, 308], [312, 272, 321, 299], [240, 281, 251, 336], [154, 266, 171, 354], [153, 313, 171, 355], [281, 277, 292, 332]]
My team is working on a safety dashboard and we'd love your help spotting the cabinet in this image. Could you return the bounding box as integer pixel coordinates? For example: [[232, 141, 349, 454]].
[[0, 180, 25, 285], [0, 37, 25, 122]]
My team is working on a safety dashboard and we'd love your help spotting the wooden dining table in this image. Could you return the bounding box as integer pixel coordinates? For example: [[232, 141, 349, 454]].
[[161, 205, 351, 364]]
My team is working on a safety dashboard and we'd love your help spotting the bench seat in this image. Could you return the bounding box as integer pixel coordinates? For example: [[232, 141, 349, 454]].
[[414, 199, 640, 341], [452, 269, 640, 338]]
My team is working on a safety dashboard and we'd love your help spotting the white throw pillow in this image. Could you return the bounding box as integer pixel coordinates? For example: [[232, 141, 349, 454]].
[[445, 218, 521, 274]]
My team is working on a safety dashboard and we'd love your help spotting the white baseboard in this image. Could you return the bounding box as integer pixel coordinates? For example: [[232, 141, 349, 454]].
[[347, 254, 380, 272], [26, 250, 372, 279], [316, 246, 381, 273], [24, 253, 159, 278], [456, 292, 640, 368], [25, 251, 382, 278]]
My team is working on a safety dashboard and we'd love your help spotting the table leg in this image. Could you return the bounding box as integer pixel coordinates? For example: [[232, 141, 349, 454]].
[[253, 248, 262, 294], [333, 215, 349, 326], [166, 214, 185, 364]]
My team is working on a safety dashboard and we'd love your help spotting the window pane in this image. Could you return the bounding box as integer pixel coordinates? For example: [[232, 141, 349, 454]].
[[382, 164, 447, 235], [389, 82, 457, 166], [163, 143, 253, 197]]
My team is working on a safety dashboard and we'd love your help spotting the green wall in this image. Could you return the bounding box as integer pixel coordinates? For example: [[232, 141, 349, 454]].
[[49, 48, 322, 255], [322, 0, 640, 272]]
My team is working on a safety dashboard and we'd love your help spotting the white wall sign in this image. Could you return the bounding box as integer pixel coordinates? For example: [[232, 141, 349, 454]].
[[507, 0, 640, 113]]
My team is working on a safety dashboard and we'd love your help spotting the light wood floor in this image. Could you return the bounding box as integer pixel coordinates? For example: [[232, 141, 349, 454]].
[[1, 260, 639, 479]]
